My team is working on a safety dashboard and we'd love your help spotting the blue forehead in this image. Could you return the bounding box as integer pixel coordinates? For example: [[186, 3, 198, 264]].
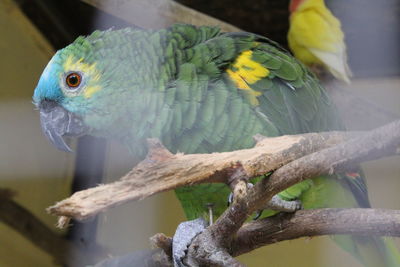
[[33, 52, 64, 104]]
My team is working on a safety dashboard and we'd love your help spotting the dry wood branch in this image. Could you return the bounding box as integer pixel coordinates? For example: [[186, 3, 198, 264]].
[[206, 119, 400, 238], [251, 119, 400, 214], [150, 233, 173, 259], [46, 118, 400, 265], [48, 131, 356, 223], [0, 188, 106, 266], [82, 0, 241, 32], [186, 119, 400, 266], [149, 208, 400, 261], [233, 208, 400, 256]]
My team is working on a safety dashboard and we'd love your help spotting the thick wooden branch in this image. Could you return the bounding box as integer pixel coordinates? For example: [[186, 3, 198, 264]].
[[252, 119, 400, 214], [186, 119, 400, 266], [205, 120, 400, 238], [150, 208, 400, 260], [48, 120, 400, 226], [82, 0, 241, 32], [48, 131, 356, 223], [45, 118, 400, 265], [233, 208, 400, 256], [0, 189, 106, 266]]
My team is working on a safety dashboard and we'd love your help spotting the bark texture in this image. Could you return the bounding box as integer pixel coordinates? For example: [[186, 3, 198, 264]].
[[48, 131, 356, 222]]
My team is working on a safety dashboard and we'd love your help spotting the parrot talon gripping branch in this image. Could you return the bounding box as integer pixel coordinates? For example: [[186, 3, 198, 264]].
[[33, 23, 400, 266], [172, 218, 208, 267]]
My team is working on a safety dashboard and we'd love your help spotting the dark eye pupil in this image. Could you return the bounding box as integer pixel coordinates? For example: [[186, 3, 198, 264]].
[[66, 73, 81, 88], [69, 76, 78, 85]]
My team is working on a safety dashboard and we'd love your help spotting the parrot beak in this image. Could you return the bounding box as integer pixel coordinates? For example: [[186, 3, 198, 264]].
[[39, 100, 88, 152]]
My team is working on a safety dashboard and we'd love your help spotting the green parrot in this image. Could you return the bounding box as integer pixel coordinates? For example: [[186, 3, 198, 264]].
[[33, 24, 399, 266]]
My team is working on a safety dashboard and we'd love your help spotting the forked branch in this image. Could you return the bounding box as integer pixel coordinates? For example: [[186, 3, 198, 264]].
[[186, 119, 400, 266], [46, 119, 400, 266]]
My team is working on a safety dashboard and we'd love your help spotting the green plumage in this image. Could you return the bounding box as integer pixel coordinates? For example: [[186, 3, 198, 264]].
[[34, 24, 400, 266]]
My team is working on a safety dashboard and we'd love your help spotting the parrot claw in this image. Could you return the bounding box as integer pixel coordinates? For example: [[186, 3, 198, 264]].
[[253, 195, 302, 220], [265, 195, 302, 212], [228, 185, 301, 219], [172, 218, 208, 267], [253, 210, 263, 220]]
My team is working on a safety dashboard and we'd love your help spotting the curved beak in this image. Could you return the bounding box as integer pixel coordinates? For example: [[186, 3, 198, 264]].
[[39, 100, 88, 152]]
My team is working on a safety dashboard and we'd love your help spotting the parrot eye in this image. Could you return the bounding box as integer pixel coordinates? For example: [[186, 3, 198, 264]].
[[61, 71, 86, 96], [65, 72, 82, 88]]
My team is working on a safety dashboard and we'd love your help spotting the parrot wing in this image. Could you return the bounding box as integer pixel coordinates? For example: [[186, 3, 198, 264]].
[[223, 32, 344, 134], [221, 31, 370, 206]]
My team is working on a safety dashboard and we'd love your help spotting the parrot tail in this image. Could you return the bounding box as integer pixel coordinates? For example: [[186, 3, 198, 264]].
[[333, 235, 400, 267]]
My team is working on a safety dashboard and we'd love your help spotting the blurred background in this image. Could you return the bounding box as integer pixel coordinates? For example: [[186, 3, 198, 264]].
[[0, 0, 399, 266]]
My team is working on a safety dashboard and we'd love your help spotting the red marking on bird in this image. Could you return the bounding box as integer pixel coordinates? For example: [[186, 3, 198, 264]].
[[289, 0, 305, 13], [346, 172, 361, 179]]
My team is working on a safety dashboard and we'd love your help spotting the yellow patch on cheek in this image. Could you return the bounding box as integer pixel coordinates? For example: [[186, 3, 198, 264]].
[[227, 50, 269, 106], [84, 85, 102, 98]]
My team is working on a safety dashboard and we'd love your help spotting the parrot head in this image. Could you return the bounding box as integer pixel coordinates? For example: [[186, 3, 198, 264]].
[[33, 29, 150, 152]]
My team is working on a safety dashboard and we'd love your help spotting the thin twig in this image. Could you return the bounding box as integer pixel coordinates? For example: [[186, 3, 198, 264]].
[[0, 189, 106, 266]]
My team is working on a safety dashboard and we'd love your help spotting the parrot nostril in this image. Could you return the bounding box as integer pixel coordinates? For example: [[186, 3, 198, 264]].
[[39, 99, 59, 112]]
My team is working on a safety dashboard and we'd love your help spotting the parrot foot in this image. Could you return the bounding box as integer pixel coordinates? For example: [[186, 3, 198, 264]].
[[172, 218, 208, 267], [254, 195, 302, 220], [265, 195, 302, 212], [228, 184, 301, 219]]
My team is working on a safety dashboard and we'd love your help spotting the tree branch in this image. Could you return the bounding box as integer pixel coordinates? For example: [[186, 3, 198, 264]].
[[81, 0, 241, 32], [233, 208, 400, 256], [0, 189, 106, 266], [47, 121, 400, 226], [185, 120, 400, 266], [46, 119, 400, 266], [150, 208, 400, 259], [48, 131, 357, 223]]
